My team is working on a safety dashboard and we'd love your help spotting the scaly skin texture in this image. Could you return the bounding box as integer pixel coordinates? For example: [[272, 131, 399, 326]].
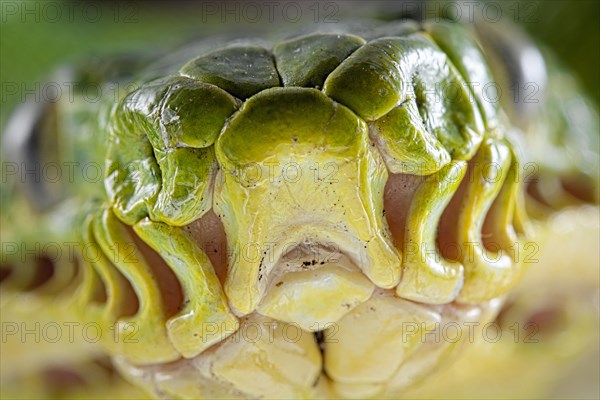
[[401, 206, 600, 400], [1, 19, 598, 399]]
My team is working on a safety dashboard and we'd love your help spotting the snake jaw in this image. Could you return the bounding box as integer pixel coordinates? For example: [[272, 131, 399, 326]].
[[7, 16, 599, 400], [84, 21, 535, 397]]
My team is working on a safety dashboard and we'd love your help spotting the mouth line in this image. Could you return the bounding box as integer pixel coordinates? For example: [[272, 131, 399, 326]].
[[114, 191, 510, 399], [113, 295, 497, 400], [263, 242, 362, 288], [250, 242, 375, 330]]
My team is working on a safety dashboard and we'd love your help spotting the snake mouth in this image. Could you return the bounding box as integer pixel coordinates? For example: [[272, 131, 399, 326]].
[[184, 214, 379, 326], [256, 244, 375, 332], [72, 53, 525, 397], [74, 138, 524, 398], [107, 195, 505, 399], [110, 189, 506, 398], [112, 297, 501, 400]]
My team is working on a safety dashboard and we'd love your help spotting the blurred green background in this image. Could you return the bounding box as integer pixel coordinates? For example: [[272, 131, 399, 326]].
[[0, 0, 600, 126], [1, 0, 599, 130]]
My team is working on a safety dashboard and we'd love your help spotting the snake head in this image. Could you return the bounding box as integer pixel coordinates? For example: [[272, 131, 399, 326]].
[[71, 19, 572, 399]]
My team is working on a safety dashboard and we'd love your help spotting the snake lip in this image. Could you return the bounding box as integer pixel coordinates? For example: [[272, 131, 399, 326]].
[[253, 242, 375, 331], [265, 241, 361, 285]]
